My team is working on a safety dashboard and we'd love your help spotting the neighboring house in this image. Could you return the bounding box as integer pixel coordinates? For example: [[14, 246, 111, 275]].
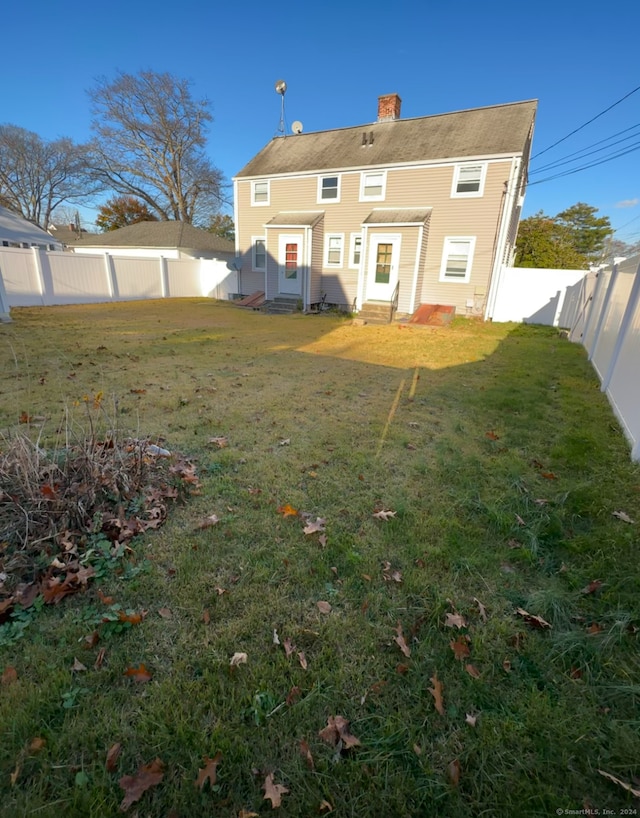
[[47, 222, 97, 246], [0, 206, 62, 250], [233, 94, 537, 318], [68, 221, 235, 262]]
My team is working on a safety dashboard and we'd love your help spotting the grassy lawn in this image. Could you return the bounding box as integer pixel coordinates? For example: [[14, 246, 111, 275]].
[[1, 299, 639, 817]]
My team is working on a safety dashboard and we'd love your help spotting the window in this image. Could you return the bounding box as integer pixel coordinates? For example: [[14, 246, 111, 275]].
[[324, 234, 344, 267], [284, 243, 298, 279], [451, 163, 486, 197], [318, 175, 340, 202], [439, 237, 476, 283], [360, 171, 386, 201], [252, 180, 269, 205], [349, 233, 362, 268], [252, 237, 266, 271], [375, 243, 393, 284]]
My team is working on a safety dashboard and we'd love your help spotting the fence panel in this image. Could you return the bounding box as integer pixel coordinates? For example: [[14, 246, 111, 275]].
[[490, 266, 587, 325], [113, 257, 163, 299], [199, 259, 238, 300], [606, 282, 640, 459], [165, 259, 201, 297], [582, 269, 612, 355], [0, 248, 43, 306], [44, 252, 111, 304], [590, 262, 636, 380]]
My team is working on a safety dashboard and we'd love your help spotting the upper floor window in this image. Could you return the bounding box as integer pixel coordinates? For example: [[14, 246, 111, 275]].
[[360, 170, 386, 201], [348, 233, 362, 269], [324, 234, 344, 267], [252, 180, 270, 205], [439, 237, 476, 283], [451, 163, 486, 197], [318, 175, 340, 202], [252, 237, 266, 271]]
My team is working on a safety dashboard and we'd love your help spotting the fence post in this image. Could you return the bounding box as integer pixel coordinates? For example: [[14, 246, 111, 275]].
[[159, 256, 168, 298], [0, 267, 11, 321], [103, 253, 119, 301], [600, 259, 640, 393], [31, 247, 47, 305], [580, 270, 608, 354]]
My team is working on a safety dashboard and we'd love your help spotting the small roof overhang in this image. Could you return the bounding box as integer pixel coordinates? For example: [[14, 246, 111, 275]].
[[265, 211, 324, 228], [363, 208, 432, 226]]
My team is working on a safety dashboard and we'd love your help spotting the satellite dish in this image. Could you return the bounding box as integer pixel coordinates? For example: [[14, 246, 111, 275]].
[[275, 79, 287, 95], [291, 121, 303, 134]]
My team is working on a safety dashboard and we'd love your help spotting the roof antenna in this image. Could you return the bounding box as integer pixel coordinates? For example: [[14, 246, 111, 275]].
[[274, 79, 287, 136]]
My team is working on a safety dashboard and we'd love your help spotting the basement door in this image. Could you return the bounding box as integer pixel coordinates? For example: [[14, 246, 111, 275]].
[[278, 234, 303, 296], [366, 235, 401, 301]]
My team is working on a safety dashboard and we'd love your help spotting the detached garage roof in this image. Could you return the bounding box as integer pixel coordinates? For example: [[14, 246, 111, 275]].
[[79, 221, 234, 255]]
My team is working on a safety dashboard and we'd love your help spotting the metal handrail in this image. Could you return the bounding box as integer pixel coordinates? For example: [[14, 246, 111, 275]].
[[390, 281, 400, 323]]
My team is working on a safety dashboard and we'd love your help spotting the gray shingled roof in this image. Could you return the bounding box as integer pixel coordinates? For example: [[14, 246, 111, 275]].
[[265, 212, 324, 227], [79, 221, 235, 254], [236, 100, 537, 178], [363, 209, 432, 224]]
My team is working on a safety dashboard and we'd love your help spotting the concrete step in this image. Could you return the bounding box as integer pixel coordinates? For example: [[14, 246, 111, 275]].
[[264, 297, 300, 315]]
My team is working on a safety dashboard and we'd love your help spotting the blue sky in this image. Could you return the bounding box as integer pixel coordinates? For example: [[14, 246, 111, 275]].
[[4, 0, 639, 244]]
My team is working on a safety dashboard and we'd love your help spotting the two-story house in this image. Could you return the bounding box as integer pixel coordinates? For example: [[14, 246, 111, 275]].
[[233, 94, 537, 320]]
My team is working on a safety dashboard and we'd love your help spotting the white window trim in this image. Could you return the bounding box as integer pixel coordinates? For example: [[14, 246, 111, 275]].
[[324, 233, 345, 268], [251, 236, 267, 271], [317, 174, 341, 204], [439, 236, 476, 284], [348, 232, 362, 269], [251, 180, 270, 206], [451, 163, 487, 198], [359, 170, 387, 202]]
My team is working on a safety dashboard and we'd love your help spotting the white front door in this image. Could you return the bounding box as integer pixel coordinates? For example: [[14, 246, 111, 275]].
[[278, 234, 303, 295], [366, 235, 401, 301]]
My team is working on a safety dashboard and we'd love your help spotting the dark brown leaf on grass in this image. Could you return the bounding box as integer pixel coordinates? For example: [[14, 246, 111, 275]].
[[202, 609, 211, 625], [195, 751, 222, 790], [586, 622, 604, 635], [428, 672, 445, 715], [299, 739, 315, 770], [382, 561, 403, 583], [516, 607, 551, 630], [447, 759, 461, 786], [598, 769, 640, 798], [485, 431, 499, 440], [465, 663, 481, 678], [319, 715, 361, 750], [394, 623, 411, 658], [119, 757, 164, 812], [106, 742, 122, 772], [262, 772, 289, 809], [29, 737, 46, 753], [540, 471, 557, 480], [581, 579, 603, 595], [1, 666, 18, 685], [286, 686, 301, 706], [123, 663, 152, 683], [450, 638, 470, 661]]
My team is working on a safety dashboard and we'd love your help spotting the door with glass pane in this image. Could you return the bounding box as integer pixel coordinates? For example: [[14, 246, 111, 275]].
[[366, 235, 401, 301], [278, 234, 303, 295]]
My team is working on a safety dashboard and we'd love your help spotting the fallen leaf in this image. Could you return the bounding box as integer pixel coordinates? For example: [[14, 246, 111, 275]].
[[318, 715, 361, 750], [396, 663, 410, 675], [382, 561, 403, 583], [283, 638, 296, 658], [465, 663, 481, 678], [1, 666, 18, 685], [10, 761, 21, 786], [428, 672, 444, 715], [373, 509, 396, 521], [473, 597, 488, 623], [238, 812, 260, 818], [450, 638, 470, 661], [447, 759, 461, 786], [286, 686, 301, 706], [503, 659, 512, 672], [195, 514, 220, 529], [318, 533, 327, 548], [123, 664, 152, 683], [119, 757, 165, 812], [277, 503, 298, 517], [84, 631, 100, 648], [586, 622, 603, 635], [598, 769, 640, 798], [303, 517, 326, 535], [413, 744, 422, 755], [279, 438, 290, 446], [262, 772, 289, 809], [97, 589, 114, 605], [272, 629, 280, 645], [485, 431, 499, 440], [230, 652, 248, 667], [299, 738, 315, 770], [540, 471, 557, 480], [118, 610, 145, 625], [158, 607, 172, 619], [394, 623, 411, 658], [72, 658, 87, 672], [515, 514, 526, 526], [208, 436, 228, 448], [516, 607, 551, 630], [465, 713, 477, 727], [317, 601, 332, 614], [29, 737, 46, 753], [444, 612, 466, 630], [297, 651, 308, 670], [106, 742, 122, 772], [195, 752, 222, 790], [581, 579, 603, 595], [319, 800, 333, 813], [612, 510, 634, 523]]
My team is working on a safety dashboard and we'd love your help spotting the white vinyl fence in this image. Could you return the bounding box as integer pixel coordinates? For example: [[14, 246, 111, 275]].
[[489, 265, 588, 324], [0, 246, 238, 308], [565, 255, 640, 462]]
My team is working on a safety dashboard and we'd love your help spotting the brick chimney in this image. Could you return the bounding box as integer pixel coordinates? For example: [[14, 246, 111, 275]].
[[377, 93, 402, 122]]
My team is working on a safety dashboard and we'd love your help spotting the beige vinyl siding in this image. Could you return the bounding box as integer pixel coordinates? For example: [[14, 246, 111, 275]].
[[309, 219, 325, 304]]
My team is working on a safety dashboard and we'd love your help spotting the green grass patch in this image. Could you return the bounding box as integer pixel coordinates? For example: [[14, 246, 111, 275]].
[[0, 301, 639, 816]]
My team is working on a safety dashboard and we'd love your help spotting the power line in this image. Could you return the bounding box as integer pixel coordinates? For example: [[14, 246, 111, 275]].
[[530, 83, 640, 160], [530, 122, 640, 174], [527, 140, 640, 186]]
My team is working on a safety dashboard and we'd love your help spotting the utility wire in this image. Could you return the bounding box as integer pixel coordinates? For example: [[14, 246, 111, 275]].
[[530, 83, 640, 160], [528, 140, 640, 186], [530, 123, 640, 174]]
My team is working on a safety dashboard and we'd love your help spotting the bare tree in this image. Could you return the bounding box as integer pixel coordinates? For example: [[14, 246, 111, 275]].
[[0, 125, 95, 228], [87, 71, 225, 225]]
